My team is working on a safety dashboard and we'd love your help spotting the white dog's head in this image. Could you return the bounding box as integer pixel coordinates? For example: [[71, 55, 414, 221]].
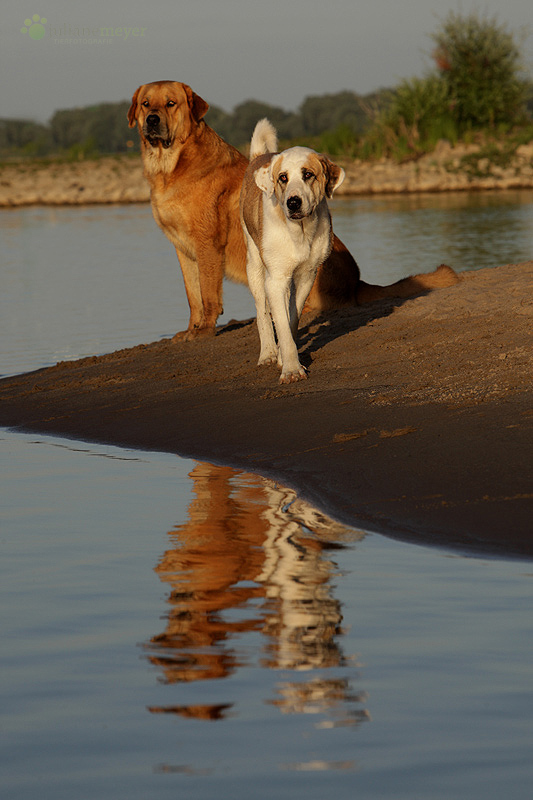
[[254, 147, 345, 220]]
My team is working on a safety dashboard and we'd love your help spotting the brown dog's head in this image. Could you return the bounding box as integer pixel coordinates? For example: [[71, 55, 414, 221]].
[[127, 81, 209, 149]]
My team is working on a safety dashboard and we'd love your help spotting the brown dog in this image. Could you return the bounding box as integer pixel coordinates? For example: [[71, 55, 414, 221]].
[[128, 81, 457, 340]]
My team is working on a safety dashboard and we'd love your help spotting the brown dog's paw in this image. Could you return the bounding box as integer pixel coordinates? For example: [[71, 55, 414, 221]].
[[171, 329, 190, 342], [172, 327, 216, 343]]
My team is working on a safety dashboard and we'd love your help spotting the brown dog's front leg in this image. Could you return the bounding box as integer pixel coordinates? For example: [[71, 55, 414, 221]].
[[172, 249, 208, 341], [193, 243, 224, 334], [172, 247, 224, 341]]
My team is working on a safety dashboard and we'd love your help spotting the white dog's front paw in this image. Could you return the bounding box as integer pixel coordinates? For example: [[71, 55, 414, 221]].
[[258, 352, 278, 366], [279, 366, 307, 384]]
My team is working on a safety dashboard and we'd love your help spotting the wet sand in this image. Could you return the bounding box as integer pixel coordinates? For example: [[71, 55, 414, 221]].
[[1, 261, 532, 559]]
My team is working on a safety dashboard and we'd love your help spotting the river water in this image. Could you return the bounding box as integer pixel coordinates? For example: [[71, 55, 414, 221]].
[[1, 194, 533, 799]]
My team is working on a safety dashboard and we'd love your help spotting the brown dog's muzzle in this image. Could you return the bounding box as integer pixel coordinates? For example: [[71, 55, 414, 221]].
[[143, 113, 172, 148]]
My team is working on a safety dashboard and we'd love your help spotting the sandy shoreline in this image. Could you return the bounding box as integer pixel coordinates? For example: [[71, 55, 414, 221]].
[[1, 261, 532, 559], [1, 137, 533, 206]]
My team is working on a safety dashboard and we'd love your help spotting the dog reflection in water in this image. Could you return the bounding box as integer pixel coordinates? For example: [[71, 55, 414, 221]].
[[145, 462, 366, 723]]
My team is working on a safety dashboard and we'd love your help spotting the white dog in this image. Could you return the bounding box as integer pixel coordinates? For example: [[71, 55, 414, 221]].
[[240, 119, 345, 384]]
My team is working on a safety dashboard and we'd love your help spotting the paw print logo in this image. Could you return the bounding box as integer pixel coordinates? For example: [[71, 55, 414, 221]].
[[21, 14, 47, 40]]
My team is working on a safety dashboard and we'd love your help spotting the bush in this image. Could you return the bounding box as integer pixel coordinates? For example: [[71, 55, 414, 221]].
[[431, 11, 529, 130], [376, 76, 458, 157], [317, 124, 359, 157], [359, 11, 531, 160]]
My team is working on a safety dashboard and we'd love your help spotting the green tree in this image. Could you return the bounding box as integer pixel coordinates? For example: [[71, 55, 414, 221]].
[[206, 100, 293, 146], [204, 104, 232, 140], [220, 100, 299, 147], [87, 102, 133, 153], [431, 11, 529, 129], [49, 102, 134, 154], [298, 91, 368, 137], [0, 119, 51, 156]]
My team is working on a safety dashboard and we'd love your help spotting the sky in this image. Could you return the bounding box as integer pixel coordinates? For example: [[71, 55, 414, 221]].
[[2, 0, 532, 123]]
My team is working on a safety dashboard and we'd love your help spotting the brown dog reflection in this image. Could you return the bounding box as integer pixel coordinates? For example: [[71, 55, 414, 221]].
[[145, 463, 366, 723]]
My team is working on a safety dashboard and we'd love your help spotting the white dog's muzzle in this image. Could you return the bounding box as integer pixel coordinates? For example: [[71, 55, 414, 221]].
[[283, 181, 315, 220]]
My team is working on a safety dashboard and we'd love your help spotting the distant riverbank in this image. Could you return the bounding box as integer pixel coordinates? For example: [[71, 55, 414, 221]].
[[1, 138, 533, 206]]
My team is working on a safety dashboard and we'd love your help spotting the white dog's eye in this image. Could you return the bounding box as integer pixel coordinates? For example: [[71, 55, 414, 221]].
[[303, 170, 315, 181], [278, 173, 288, 184]]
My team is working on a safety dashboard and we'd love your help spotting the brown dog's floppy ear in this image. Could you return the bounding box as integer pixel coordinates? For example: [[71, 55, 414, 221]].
[[192, 92, 209, 121], [183, 84, 209, 122], [127, 87, 141, 128], [320, 156, 345, 198]]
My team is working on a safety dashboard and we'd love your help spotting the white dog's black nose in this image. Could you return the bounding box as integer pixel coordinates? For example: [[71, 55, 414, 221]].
[[286, 196, 302, 213]]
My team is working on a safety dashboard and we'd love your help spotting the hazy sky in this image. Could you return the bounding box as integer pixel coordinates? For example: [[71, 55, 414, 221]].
[[3, 0, 532, 122]]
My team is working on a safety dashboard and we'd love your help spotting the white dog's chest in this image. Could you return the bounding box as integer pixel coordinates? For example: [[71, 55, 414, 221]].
[[260, 203, 330, 274]]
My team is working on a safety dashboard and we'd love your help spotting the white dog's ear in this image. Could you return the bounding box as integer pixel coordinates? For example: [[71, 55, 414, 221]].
[[320, 157, 345, 198], [254, 164, 274, 197]]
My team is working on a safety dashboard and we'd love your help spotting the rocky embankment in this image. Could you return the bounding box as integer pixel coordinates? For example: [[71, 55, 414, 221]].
[[1, 139, 533, 206], [0, 156, 149, 206], [338, 139, 533, 194]]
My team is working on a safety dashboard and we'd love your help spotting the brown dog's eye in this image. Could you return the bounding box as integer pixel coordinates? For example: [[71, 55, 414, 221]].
[[142, 100, 150, 107], [303, 170, 315, 181], [166, 101, 176, 107], [278, 173, 288, 184]]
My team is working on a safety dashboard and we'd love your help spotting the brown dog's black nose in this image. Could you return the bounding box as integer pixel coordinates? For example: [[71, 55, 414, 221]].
[[287, 196, 302, 212], [146, 114, 160, 129]]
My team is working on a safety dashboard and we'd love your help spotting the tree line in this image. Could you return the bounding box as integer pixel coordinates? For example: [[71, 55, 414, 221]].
[[0, 90, 384, 159], [0, 101, 134, 159], [1, 12, 531, 162]]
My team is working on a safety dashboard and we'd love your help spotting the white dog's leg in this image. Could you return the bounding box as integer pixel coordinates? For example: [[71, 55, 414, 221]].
[[265, 274, 306, 383], [291, 267, 317, 338], [245, 241, 278, 365]]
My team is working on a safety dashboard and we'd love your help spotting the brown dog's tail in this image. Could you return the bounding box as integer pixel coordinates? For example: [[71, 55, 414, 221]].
[[356, 263, 459, 304], [305, 235, 460, 312]]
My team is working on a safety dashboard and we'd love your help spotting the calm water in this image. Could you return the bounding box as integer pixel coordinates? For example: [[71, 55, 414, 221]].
[[3, 191, 533, 376], [1, 195, 533, 799]]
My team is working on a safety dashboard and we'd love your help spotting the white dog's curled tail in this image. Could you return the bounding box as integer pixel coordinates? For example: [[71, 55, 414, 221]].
[[250, 118, 278, 160]]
